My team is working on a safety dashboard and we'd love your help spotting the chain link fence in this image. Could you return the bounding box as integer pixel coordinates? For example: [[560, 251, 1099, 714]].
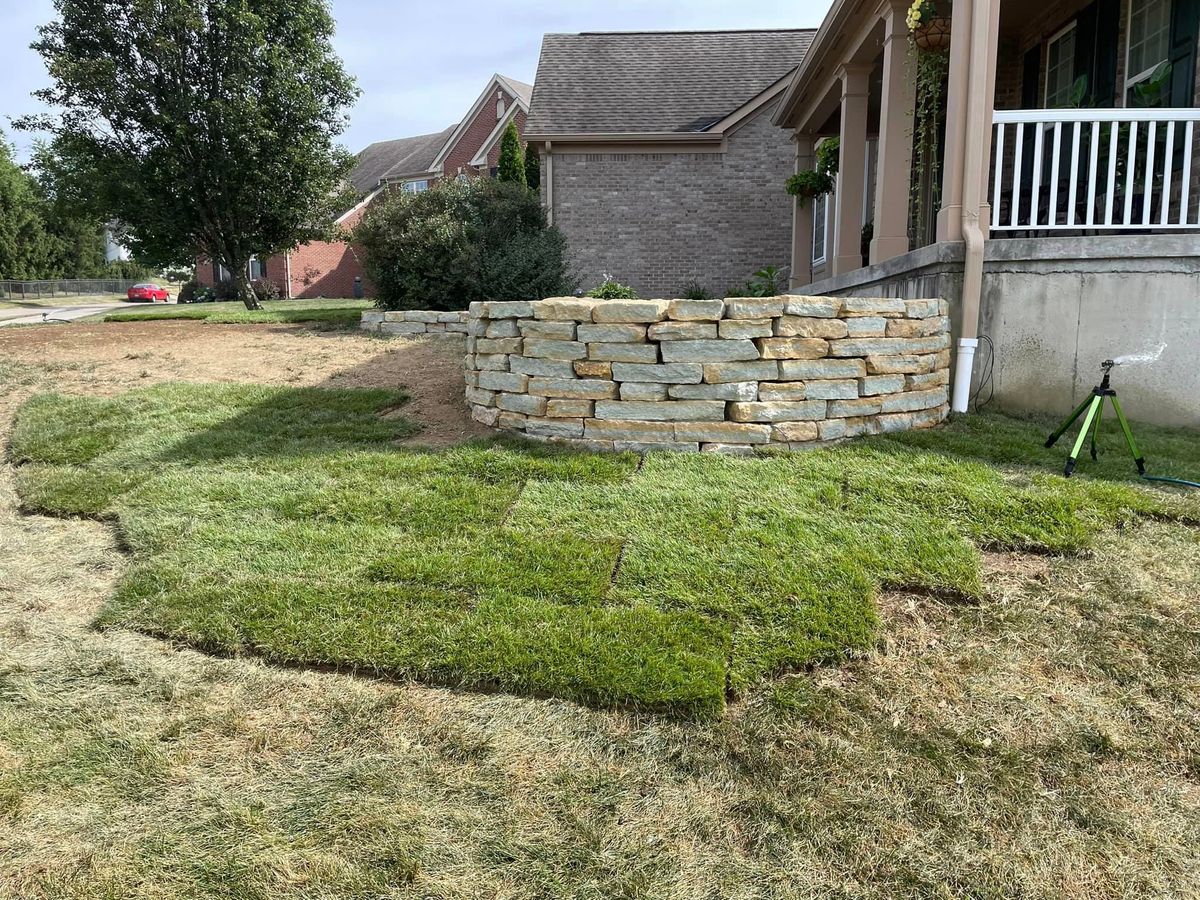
[[0, 279, 144, 299]]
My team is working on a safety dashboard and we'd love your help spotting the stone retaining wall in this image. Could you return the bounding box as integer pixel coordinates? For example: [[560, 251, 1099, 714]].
[[463, 296, 952, 453], [360, 309, 469, 335]]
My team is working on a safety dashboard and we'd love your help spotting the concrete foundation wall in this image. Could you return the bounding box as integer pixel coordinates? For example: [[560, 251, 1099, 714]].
[[548, 102, 795, 299], [800, 235, 1200, 427]]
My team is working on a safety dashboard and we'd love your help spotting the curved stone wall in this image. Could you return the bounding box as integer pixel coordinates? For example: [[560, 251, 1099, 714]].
[[464, 296, 951, 453]]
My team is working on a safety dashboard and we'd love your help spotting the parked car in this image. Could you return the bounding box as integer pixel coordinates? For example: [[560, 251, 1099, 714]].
[[126, 283, 171, 302]]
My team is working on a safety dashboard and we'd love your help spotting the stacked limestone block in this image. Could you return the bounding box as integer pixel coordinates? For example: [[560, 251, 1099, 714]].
[[464, 296, 951, 454], [360, 309, 470, 335]]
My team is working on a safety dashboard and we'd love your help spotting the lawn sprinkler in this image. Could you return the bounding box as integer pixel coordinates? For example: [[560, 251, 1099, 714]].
[[1044, 347, 1199, 489]]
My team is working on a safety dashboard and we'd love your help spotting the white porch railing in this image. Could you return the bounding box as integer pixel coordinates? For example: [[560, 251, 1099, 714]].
[[991, 108, 1200, 231]]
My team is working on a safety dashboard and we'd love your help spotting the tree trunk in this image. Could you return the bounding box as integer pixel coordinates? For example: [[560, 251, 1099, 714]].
[[231, 266, 262, 310]]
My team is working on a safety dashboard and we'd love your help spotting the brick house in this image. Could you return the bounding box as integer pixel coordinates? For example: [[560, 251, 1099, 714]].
[[524, 30, 815, 298], [197, 73, 533, 299]]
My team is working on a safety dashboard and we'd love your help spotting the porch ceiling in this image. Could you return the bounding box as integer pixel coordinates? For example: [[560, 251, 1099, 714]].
[[999, 0, 1048, 36]]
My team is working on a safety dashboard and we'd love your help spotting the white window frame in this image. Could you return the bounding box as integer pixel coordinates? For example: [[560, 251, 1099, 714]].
[[1124, 0, 1172, 102], [401, 179, 430, 194], [811, 192, 828, 265], [1044, 21, 1079, 107]]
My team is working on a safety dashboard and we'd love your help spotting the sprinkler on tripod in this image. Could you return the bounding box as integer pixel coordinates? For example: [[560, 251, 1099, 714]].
[[1044, 352, 1199, 489]]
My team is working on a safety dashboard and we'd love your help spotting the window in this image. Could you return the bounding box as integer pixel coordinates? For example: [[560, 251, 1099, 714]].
[[1045, 23, 1078, 107], [401, 179, 429, 194], [497, 92, 506, 120], [248, 256, 265, 280], [811, 192, 828, 265], [1125, 0, 1171, 102]]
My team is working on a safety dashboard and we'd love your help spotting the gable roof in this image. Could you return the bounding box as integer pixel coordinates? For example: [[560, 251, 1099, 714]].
[[348, 127, 456, 193], [525, 29, 817, 138], [429, 73, 534, 173]]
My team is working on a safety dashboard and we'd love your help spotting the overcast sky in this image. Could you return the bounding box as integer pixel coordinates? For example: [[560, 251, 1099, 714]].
[[2, 0, 830, 162]]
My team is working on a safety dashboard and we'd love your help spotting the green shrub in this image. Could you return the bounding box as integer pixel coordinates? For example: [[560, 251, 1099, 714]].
[[727, 266, 785, 298], [177, 280, 200, 303], [355, 178, 575, 311], [497, 121, 526, 186], [251, 278, 282, 301], [586, 278, 640, 300], [679, 279, 711, 301]]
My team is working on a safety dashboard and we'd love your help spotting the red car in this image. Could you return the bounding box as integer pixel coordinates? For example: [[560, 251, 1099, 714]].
[[127, 283, 171, 302]]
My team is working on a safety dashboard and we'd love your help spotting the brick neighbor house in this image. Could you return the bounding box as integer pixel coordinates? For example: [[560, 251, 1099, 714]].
[[197, 73, 533, 299], [523, 30, 815, 298]]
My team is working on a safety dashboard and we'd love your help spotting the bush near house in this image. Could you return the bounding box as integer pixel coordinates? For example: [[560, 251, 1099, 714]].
[[355, 178, 575, 311]]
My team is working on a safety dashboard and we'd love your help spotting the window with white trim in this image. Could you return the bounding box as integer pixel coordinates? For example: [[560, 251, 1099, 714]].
[[811, 192, 828, 265], [1125, 0, 1171, 103], [401, 179, 429, 194], [1044, 22, 1078, 107]]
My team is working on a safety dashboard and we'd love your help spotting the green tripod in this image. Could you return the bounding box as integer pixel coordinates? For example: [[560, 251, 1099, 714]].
[[1044, 359, 1144, 478]]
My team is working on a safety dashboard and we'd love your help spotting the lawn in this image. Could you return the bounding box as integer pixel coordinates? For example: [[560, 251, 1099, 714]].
[[10, 384, 1199, 717], [0, 293, 128, 311], [100, 297, 371, 326]]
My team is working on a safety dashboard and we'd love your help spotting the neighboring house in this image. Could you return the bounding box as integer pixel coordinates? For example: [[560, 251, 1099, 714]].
[[775, 0, 1199, 426], [197, 73, 534, 299], [524, 29, 816, 298]]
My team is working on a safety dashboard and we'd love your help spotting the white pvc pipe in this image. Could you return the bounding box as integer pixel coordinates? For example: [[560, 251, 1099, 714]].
[[951, 337, 978, 413]]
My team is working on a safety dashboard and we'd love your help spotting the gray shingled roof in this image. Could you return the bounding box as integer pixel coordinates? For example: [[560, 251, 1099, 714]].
[[526, 29, 816, 136], [503, 76, 535, 107], [348, 126, 456, 193]]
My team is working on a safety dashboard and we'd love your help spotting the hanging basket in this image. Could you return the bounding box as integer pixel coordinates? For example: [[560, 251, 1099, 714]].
[[912, 17, 952, 52]]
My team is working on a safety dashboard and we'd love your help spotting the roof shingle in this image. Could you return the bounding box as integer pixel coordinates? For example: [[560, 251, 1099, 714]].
[[526, 29, 816, 136], [348, 127, 456, 193]]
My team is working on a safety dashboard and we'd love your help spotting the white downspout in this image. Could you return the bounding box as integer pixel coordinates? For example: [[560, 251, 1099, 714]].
[[951, 0, 995, 414]]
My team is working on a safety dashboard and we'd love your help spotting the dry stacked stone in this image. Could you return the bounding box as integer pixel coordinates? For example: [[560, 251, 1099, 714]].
[[464, 296, 951, 454], [361, 309, 470, 335]]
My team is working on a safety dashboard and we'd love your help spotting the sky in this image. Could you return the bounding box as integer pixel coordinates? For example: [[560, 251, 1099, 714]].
[[1, 0, 830, 163]]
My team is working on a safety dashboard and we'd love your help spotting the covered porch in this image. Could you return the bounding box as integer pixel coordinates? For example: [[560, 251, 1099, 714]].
[[774, 0, 1200, 423]]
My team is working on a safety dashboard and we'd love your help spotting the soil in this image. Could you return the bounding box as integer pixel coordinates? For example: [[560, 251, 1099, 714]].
[[0, 321, 488, 448]]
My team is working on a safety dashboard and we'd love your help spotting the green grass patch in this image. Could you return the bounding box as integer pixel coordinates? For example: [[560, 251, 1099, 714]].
[[11, 386, 1199, 717], [101, 298, 372, 327]]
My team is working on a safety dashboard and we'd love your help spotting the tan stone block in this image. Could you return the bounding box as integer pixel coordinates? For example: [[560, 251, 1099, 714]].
[[527, 378, 619, 400], [783, 296, 842, 317], [485, 300, 534, 318], [674, 421, 771, 444], [858, 374, 905, 396], [827, 397, 883, 418], [667, 298, 725, 320], [534, 297, 596, 321], [702, 360, 780, 383], [904, 299, 940, 319], [593, 400, 726, 422], [380, 322, 426, 335], [584, 419, 676, 442], [475, 353, 510, 371], [519, 319, 577, 339], [865, 354, 939, 375], [880, 386, 949, 413], [526, 417, 585, 439], [610, 362, 703, 383], [668, 381, 757, 401], [778, 358, 867, 380], [574, 360, 612, 378], [591, 299, 669, 323], [465, 387, 495, 407], [484, 319, 520, 338], [841, 297, 907, 317], [827, 335, 949, 357], [525, 339, 586, 360], [497, 411, 527, 430], [470, 404, 501, 427], [905, 369, 950, 390], [844, 317, 887, 337], [886, 316, 949, 338], [587, 342, 659, 363], [661, 339, 759, 363], [613, 441, 700, 453], [725, 297, 786, 319], [700, 442, 756, 456], [620, 382, 669, 401], [775, 317, 849, 339], [510, 356, 576, 378], [648, 321, 717, 341], [757, 382, 807, 401], [474, 336, 522, 354], [770, 422, 819, 442], [718, 319, 772, 339], [477, 370, 527, 392], [496, 393, 547, 416], [802, 379, 859, 400], [577, 323, 647, 343], [729, 400, 826, 423], [756, 337, 829, 360], [546, 399, 595, 418]]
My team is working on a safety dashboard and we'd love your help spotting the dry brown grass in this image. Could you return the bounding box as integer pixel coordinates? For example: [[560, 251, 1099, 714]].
[[1, 321, 1198, 898]]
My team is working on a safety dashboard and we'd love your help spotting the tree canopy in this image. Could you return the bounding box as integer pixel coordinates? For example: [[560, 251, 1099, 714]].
[[496, 121, 526, 186], [22, 0, 359, 307]]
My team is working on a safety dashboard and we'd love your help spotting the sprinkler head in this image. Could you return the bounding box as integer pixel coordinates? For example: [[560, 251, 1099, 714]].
[[1101, 358, 1116, 370]]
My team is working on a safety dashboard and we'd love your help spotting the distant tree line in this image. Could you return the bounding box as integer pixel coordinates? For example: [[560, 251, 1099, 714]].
[[0, 132, 140, 280]]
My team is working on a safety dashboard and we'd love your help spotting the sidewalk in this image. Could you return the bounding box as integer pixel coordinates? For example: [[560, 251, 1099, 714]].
[[0, 301, 151, 327]]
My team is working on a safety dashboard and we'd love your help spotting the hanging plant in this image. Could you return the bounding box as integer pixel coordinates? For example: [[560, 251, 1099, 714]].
[[908, 4, 949, 246], [785, 138, 840, 207], [907, 0, 951, 52]]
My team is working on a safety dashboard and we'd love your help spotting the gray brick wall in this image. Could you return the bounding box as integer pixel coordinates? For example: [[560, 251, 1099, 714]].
[[548, 100, 794, 298]]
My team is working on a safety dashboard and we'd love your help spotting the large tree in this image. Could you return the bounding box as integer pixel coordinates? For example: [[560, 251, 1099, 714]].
[[496, 121, 526, 186], [0, 133, 53, 280], [22, 0, 359, 308]]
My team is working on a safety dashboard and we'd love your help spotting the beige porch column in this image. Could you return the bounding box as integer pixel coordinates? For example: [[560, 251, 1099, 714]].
[[833, 64, 871, 275], [790, 133, 815, 288], [871, 2, 916, 264]]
